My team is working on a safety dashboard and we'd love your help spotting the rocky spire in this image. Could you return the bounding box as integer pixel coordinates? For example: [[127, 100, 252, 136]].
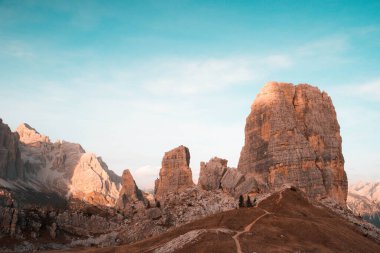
[[154, 145, 194, 199], [238, 82, 347, 204], [117, 169, 143, 209]]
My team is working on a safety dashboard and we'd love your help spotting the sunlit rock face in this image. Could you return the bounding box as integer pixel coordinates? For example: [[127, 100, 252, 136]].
[[238, 82, 347, 204], [0, 119, 23, 180], [347, 181, 380, 227], [15, 123, 121, 206], [154, 145, 194, 199], [16, 123, 50, 145]]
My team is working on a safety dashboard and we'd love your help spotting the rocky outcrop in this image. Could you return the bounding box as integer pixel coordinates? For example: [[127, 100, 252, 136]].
[[154, 146, 194, 199], [118, 186, 237, 243], [198, 157, 259, 197], [116, 169, 144, 209], [238, 82, 347, 204], [158, 187, 237, 226], [9, 123, 122, 206], [0, 119, 23, 180], [220, 168, 244, 193], [55, 210, 121, 236], [198, 157, 227, 191], [0, 202, 126, 251]]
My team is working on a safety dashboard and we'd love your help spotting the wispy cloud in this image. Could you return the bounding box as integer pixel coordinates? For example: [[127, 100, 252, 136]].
[[297, 35, 349, 56], [143, 57, 257, 95], [0, 40, 34, 59], [330, 78, 380, 102], [142, 55, 293, 95], [355, 79, 380, 101], [28, 54, 293, 98], [263, 54, 293, 68]]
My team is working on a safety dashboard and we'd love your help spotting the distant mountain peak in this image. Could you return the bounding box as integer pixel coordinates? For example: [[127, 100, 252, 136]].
[[16, 122, 50, 144]]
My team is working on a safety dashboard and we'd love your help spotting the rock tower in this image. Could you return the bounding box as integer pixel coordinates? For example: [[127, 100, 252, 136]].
[[238, 82, 347, 204]]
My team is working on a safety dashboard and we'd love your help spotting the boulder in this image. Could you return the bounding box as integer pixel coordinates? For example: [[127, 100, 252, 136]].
[[146, 207, 162, 220]]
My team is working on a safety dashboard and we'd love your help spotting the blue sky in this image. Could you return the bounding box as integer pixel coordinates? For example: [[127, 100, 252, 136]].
[[0, 0, 379, 189]]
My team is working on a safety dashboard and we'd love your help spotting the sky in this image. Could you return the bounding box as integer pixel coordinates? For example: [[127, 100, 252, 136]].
[[0, 0, 379, 189]]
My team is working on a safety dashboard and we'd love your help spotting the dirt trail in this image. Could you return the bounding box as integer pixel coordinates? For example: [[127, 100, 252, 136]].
[[150, 208, 270, 253], [152, 191, 281, 253], [232, 209, 271, 253], [276, 189, 284, 204]]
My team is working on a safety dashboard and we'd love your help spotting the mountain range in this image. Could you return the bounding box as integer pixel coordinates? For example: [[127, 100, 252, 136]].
[[347, 181, 380, 227], [1, 82, 378, 252]]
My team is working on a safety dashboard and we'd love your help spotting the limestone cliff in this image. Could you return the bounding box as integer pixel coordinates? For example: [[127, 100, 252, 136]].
[[154, 146, 194, 199], [13, 123, 122, 206], [238, 82, 347, 204], [0, 119, 23, 180]]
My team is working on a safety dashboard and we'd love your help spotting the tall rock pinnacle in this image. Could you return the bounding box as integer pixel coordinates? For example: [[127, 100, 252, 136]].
[[238, 82, 348, 204], [154, 145, 194, 199], [116, 169, 143, 209]]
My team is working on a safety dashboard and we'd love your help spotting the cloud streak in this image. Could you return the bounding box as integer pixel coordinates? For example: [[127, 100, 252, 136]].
[[0, 40, 35, 59], [141, 55, 293, 95], [355, 79, 380, 101]]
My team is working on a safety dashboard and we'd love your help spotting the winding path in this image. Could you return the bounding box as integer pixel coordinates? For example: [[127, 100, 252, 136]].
[[150, 209, 271, 253], [151, 191, 282, 253], [231, 190, 286, 253], [232, 209, 271, 253]]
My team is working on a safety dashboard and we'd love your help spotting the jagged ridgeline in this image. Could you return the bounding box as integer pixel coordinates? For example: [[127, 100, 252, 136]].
[[1, 121, 123, 206]]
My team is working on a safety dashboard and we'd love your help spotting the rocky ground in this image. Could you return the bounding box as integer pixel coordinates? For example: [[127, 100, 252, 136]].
[[40, 187, 380, 253], [0, 186, 236, 252]]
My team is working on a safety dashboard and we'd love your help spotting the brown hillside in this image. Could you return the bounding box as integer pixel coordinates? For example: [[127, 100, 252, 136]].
[[44, 188, 380, 253]]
